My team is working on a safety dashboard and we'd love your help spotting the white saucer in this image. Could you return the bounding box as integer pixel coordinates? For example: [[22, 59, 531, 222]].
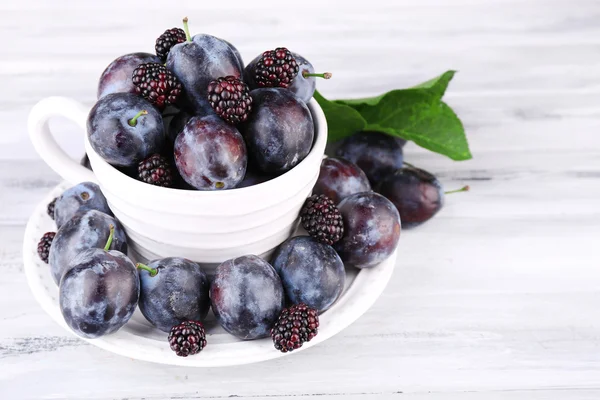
[[23, 182, 398, 367]]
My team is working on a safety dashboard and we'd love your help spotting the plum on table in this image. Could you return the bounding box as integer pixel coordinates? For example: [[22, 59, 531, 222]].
[[336, 131, 405, 185], [60, 226, 139, 339], [49, 209, 127, 285], [53, 182, 112, 229], [376, 166, 468, 228], [272, 236, 345, 313], [335, 192, 401, 269], [210, 255, 284, 340], [313, 157, 371, 205], [137, 257, 210, 333]]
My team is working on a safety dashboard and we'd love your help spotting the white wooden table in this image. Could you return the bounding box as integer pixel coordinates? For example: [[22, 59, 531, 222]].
[[2, 1, 600, 399]]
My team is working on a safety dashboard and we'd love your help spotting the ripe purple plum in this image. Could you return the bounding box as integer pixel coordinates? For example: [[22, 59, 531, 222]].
[[272, 236, 345, 312], [174, 115, 247, 190], [241, 88, 314, 174], [137, 257, 210, 333], [59, 226, 139, 338], [87, 93, 165, 167], [313, 157, 371, 204], [167, 18, 242, 113], [49, 210, 127, 285], [336, 131, 405, 185], [335, 192, 401, 269], [210, 255, 284, 340], [376, 166, 462, 228], [54, 182, 112, 229], [288, 52, 331, 102], [97, 52, 161, 99]]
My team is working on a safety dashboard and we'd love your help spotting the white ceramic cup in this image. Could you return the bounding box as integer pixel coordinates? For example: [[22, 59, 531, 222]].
[[28, 96, 327, 265]]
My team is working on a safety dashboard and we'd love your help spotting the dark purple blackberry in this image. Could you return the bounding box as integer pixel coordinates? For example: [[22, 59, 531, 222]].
[[207, 76, 253, 125], [138, 154, 174, 188], [47, 197, 57, 220], [300, 194, 344, 245], [271, 303, 319, 353], [155, 28, 187, 62], [37, 232, 56, 264], [132, 63, 182, 110], [168, 320, 207, 357], [254, 48, 299, 88]]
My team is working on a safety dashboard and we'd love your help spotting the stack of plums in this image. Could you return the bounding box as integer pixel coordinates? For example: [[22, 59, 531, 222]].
[[91, 17, 332, 190]]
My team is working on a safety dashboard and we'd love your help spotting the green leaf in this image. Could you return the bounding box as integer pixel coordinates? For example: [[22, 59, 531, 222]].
[[410, 70, 456, 94], [335, 70, 456, 107], [363, 102, 471, 161], [313, 90, 366, 141], [317, 70, 471, 161]]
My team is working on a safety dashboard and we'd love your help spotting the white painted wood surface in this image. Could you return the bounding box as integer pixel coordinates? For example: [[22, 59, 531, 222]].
[[2, 0, 600, 399]]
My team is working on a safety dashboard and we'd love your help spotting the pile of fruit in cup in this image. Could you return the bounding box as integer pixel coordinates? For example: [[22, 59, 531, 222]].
[[37, 18, 468, 357]]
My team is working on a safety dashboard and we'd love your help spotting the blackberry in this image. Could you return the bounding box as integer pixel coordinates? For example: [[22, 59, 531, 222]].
[[155, 28, 187, 62], [47, 197, 57, 220], [300, 194, 344, 245], [271, 303, 319, 353], [254, 47, 299, 88], [138, 154, 174, 188], [168, 320, 207, 357], [37, 232, 56, 264], [207, 76, 252, 125], [132, 63, 182, 110]]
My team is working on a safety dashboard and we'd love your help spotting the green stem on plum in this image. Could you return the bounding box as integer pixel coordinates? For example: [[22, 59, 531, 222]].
[[136, 263, 158, 277], [128, 110, 148, 127], [302, 71, 332, 79], [104, 225, 115, 251], [445, 185, 470, 195], [182, 17, 192, 42], [402, 161, 416, 168]]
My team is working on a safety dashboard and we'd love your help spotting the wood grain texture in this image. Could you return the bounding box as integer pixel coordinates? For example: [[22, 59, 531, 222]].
[[2, 0, 600, 399]]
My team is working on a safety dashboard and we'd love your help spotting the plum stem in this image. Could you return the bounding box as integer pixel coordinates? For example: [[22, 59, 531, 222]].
[[302, 71, 332, 79], [136, 263, 158, 277], [128, 110, 148, 127], [182, 17, 192, 42], [445, 185, 470, 195], [402, 161, 416, 168], [104, 225, 115, 251]]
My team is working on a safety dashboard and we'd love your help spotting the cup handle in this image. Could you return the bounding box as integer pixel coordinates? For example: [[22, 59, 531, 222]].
[[28, 97, 97, 184]]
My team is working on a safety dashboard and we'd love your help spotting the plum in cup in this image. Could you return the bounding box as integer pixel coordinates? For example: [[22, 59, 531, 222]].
[[97, 52, 161, 99], [167, 18, 243, 113], [174, 115, 247, 190], [87, 93, 165, 167], [288, 52, 332, 102], [241, 88, 314, 174]]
